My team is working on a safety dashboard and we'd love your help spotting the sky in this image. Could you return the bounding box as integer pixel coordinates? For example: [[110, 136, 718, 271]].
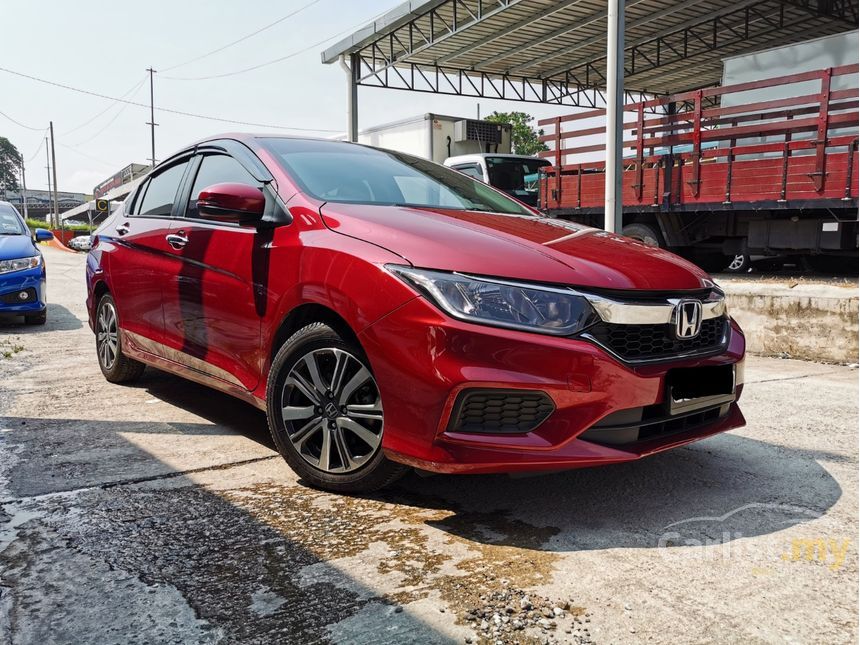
[[0, 0, 583, 195]]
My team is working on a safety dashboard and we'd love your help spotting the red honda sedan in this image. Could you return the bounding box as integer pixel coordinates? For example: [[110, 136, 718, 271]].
[[86, 135, 745, 492]]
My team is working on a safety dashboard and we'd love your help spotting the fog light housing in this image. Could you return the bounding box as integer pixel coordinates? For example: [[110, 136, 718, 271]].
[[447, 389, 555, 434]]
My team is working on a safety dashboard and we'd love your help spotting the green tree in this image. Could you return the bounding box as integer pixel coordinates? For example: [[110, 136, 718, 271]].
[[0, 137, 23, 192], [484, 111, 549, 156]]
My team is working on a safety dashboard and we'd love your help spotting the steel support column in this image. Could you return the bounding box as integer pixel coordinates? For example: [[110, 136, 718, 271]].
[[604, 0, 625, 233], [341, 54, 359, 142]]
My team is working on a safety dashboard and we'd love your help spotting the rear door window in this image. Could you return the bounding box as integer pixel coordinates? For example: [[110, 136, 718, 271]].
[[137, 160, 190, 217]]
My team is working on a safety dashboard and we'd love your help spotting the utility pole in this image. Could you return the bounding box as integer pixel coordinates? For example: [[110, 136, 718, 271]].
[[146, 67, 158, 166], [20, 162, 29, 220], [45, 137, 52, 226], [49, 122, 60, 229], [604, 0, 625, 234]]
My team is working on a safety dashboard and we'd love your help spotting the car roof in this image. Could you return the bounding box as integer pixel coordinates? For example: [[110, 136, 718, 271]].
[[445, 153, 550, 163]]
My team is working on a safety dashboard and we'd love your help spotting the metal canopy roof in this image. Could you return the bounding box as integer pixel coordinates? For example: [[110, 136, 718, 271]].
[[322, 0, 858, 107]]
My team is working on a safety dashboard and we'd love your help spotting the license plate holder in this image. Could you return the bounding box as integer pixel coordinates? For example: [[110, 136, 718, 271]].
[[666, 364, 736, 415]]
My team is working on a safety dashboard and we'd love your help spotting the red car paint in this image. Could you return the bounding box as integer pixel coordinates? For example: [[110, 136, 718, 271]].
[[87, 134, 745, 476]]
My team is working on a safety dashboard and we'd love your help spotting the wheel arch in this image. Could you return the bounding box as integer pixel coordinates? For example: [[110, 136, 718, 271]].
[[90, 279, 111, 320], [269, 302, 362, 362]]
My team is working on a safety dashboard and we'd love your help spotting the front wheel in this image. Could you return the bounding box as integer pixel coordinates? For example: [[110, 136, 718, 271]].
[[266, 323, 407, 493], [622, 222, 662, 248], [725, 253, 751, 273], [25, 310, 47, 325]]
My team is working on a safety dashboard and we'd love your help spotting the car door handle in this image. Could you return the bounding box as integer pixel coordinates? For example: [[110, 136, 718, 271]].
[[166, 233, 188, 250], [115, 223, 130, 236]]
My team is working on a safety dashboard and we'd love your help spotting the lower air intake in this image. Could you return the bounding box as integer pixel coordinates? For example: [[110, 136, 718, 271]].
[[448, 389, 555, 434]]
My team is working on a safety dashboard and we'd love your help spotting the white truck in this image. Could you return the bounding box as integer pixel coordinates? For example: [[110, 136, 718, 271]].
[[354, 113, 550, 206], [443, 153, 551, 207], [354, 113, 513, 163]]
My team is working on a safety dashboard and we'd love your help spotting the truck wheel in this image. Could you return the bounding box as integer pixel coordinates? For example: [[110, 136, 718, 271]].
[[266, 322, 408, 493], [726, 254, 751, 273], [687, 251, 731, 273], [622, 223, 662, 248]]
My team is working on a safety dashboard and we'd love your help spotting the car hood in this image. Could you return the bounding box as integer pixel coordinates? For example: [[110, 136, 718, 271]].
[[0, 234, 38, 261], [319, 203, 712, 291]]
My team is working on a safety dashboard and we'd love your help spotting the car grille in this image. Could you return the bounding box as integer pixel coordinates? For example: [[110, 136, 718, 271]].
[[584, 316, 728, 362], [448, 389, 555, 434]]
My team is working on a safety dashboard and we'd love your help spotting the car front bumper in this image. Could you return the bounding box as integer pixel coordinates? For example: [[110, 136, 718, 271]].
[[0, 265, 46, 318], [360, 296, 746, 474]]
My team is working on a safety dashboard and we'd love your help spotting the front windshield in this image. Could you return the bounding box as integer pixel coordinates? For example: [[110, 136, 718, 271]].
[[485, 157, 551, 204], [260, 138, 534, 216], [0, 206, 26, 235]]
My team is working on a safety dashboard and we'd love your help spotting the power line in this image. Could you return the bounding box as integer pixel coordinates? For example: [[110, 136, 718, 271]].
[[24, 132, 49, 163], [161, 7, 391, 81], [0, 108, 43, 131], [69, 88, 141, 147], [62, 76, 147, 136], [58, 143, 119, 169], [0, 65, 341, 132], [160, 0, 324, 72]]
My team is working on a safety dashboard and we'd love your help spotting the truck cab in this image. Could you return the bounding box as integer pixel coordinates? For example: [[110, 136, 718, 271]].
[[445, 154, 551, 207]]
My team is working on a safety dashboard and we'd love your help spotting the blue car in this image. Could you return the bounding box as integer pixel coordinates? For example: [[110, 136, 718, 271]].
[[0, 201, 53, 325]]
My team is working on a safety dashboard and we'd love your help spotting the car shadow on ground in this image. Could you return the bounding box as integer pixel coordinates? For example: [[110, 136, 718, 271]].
[[130, 369, 275, 450], [122, 368, 842, 554], [0, 303, 83, 333]]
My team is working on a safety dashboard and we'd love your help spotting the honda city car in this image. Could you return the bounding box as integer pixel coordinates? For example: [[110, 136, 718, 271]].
[[0, 201, 52, 325], [86, 135, 745, 492]]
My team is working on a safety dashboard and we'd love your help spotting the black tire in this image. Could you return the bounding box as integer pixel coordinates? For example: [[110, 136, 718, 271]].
[[266, 322, 407, 493], [24, 310, 47, 325], [725, 253, 751, 273], [622, 222, 662, 248], [95, 293, 145, 383], [687, 251, 731, 273]]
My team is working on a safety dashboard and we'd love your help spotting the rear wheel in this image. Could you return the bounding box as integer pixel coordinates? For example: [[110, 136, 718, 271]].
[[266, 323, 407, 493], [96, 294, 145, 383]]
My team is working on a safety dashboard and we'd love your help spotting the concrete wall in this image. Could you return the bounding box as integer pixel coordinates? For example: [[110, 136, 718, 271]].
[[722, 280, 858, 363]]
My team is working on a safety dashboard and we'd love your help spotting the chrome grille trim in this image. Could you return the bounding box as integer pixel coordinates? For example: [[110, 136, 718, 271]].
[[583, 293, 726, 325]]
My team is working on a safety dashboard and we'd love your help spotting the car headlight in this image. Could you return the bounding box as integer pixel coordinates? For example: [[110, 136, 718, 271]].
[[388, 265, 597, 335], [0, 255, 41, 275]]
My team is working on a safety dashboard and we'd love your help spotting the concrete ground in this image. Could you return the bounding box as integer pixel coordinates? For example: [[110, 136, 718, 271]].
[[1, 247, 857, 644]]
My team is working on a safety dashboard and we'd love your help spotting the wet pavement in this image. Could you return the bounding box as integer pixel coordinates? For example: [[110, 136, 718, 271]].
[[1, 248, 857, 644]]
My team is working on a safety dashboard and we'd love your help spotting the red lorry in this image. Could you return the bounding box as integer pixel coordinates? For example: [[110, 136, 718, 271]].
[[538, 64, 859, 272]]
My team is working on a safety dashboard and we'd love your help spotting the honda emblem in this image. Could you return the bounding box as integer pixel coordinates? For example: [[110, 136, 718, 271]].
[[674, 300, 703, 339]]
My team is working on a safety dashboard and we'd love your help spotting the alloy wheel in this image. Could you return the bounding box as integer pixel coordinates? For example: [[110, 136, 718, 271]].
[[280, 348, 383, 474], [728, 254, 747, 271], [97, 301, 119, 370]]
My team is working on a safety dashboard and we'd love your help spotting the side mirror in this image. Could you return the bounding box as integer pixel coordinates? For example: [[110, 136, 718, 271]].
[[197, 183, 265, 223], [34, 228, 53, 242]]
